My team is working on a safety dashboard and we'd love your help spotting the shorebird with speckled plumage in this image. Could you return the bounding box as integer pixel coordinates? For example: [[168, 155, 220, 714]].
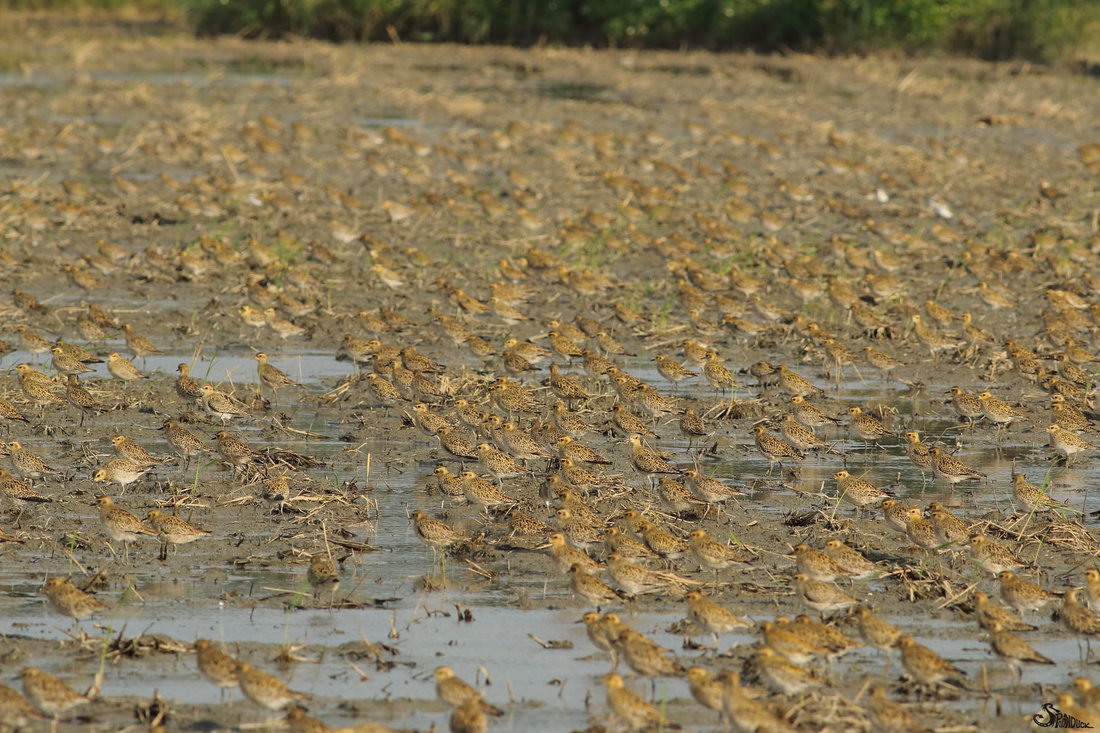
[[433, 666, 504, 717], [898, 636, 965, 688], [1060, 588, 1100, 635], [147, 509, 211, 556], [968, 534, 1025, 575], [998, 570, 1060, 618], [6, 441, 59, 481], [833, 470, 889, 516], [978, 390, 1027, 429], [237, 661, 310, 710], [96, 496, 156, 559], [20, 667, 89, 720], [792, 572, 856, 615], [44, 577, 109, 621], [987, 619, 1053, 683], [867, 684, 925, 732], [627, 434, 679, 475], [823, 539, 878, 580], [752, 424, 803, 471], [921, 447, 982, 486], [683, 591, 752, 642], [972, 590, 1036, 632], [1049, 423, 1097, 462], [604, 672, 677, 731]]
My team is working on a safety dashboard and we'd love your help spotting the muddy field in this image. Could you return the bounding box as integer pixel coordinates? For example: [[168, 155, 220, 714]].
[[1, 13, 1100, 733]]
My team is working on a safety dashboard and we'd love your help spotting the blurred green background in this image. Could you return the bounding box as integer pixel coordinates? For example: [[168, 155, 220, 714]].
[[3, 0, 1098, 61]]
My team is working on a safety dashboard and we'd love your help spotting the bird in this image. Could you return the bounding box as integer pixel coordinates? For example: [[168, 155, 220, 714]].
[[0, 682, 45, 727], [581, 612, 623, 668], [702, 351, 737, 394], [655, 353, 696, 384], [163, 419, 206, 469], [627, 434, 679, 475], [1049, 423, 1097, 462], [854, 606, 901, 654], [780, 413, 832, 452], [111, 434, 164, 466], [608, 553, 695, 597], [611, 403, 659, 439], [685, 666, 725, 714], [410, 510, 466, 551], [194, 639, 239, 696], [986, 620, 1053, 683], [998, 570, 1060, 618], [433, 666, 504, 716], [927, 503, 970, 548], [95, 496, 157, 558], [556, 435, 611, 465], [775, 365, 823, 397], [121, 322, 163, 357], [0, 396, 30, 426], [213, 430, 260, 470], [237, 661, 310, 710], [760, 619, 831, 665], [904, 507, 940, 550], [200, 384, 253, 422], [175, 363, 203, 402], [20, 667, 89, 719], [753, 647, 820, 694], [823, 539, 879, 579], [867, 684, 925, 732], [722, 671, 798, 733], [897, 635, 966, 687], [93, 459, 152, 493], [255, 352, 300, 395], [792, 573, 857, 615], [63, 375, 108, 424], [545, 532, 599, 574], [474, 442, 529, 482], [146, 509, 211, 551], [928, 446, 986, 484], [461, 470, 516, 512], [833, 469, 889, 515], [1060, 588, 1100, 635], [968, 534, 1025, 575], [5, 441, 60, 480], [614, 628, 684, 679], [847, 406, 897, 442], [0, 468, 50, 505], [789, 395, 839, 429], [449, 698, 488, 733], [1012, 470, 1069, 513], [792, 543, 844, 582], [949, 386, 984, 424], [604, 672, 678, 731], [972, 590, 1037, 632], [683, 469, 745, 504], [50, 346, 94, 376], [683, 591, 752, 640], [880, 498, 914, 535], [106, 352, 144, 381], [902, 430, 934, 474], [568, 564, 623, 606], [978, 390, 1027, 428], [752, 424, 803, 469], [437, 427, 479, 460], [44, 577, 109, 621]]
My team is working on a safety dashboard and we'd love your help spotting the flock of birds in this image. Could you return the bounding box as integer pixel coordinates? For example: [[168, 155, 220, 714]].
[[1, 39, 1100, 733]]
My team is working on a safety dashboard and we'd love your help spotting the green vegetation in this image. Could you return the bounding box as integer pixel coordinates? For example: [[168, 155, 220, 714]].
[[1, 0, 1097, 61]]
